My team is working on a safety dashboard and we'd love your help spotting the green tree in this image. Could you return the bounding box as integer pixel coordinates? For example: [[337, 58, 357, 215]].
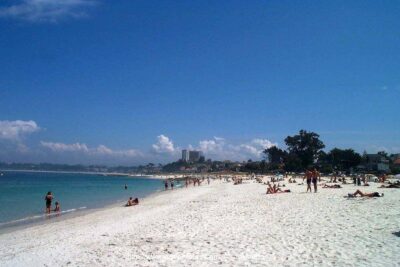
[[284, 130, 325, 169], [264, 146, 286, 164], [327, 148, 361, 171]]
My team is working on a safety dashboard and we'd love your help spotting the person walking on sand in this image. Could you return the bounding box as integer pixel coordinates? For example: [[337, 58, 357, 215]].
[[312, 168, 319, 193], [305, 170, 312, 193], [44, 191, 53, 214]]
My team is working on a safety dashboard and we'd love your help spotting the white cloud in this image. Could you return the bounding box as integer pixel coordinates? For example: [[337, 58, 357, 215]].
[[195, 137, 277, 161], [40, 141, 142, 158], [0, 0, 97, 22], [40, 141, 89, 152], [0, 120, 40, 141], [152, 135, 178, 154], [199, 137, 225, 154], [94, 144, 141, 157]]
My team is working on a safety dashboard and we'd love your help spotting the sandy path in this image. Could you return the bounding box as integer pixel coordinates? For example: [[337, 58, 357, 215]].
[[0, 180, 399, 266]]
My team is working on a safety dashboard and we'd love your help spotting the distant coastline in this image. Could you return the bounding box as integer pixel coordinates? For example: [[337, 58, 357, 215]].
[[0, 169, 185, 179]]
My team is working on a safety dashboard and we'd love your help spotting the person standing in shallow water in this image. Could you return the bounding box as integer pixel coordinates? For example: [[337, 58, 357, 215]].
[[44, 191, 53, 214], [164, 180, 168, 190]]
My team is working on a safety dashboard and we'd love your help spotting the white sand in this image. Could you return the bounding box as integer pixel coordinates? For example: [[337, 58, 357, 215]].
[[1, 179, 399, 267]]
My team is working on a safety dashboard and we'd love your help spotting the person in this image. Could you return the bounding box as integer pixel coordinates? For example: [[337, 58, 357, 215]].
[[170, 180, 174, 190], [54, 201, 61, 212], [312, 168, 320, 193], [322, 184, 342, 188], [126, 197, 139, 206], [357, 176, 361, 186], [347, 189, 384, 198], [379, 184, 400, 188], [207, 177, 210, 185], [44, 191, 53, 214], [266, 183, 290, 194], [305, 170, 312, 193], [164, 180, 168, 190], [124, 184, 128, 190]]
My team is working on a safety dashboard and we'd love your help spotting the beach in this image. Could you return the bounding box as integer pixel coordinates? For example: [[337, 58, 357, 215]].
[[1, 178, 399, 267]]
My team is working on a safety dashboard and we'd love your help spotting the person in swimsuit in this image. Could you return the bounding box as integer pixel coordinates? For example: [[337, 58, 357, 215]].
[[305, 170, 312, 193], [44, 191, 53, 214], [348, 189, 383, 198], [322, 184, 342, 188], [266, 183, 290, 194], [379, 184, 400, 188], [312, 168, 319, 193], [170, 180, 174, 190], [54, 201, 61, 212], [164, 180, 168, 190]]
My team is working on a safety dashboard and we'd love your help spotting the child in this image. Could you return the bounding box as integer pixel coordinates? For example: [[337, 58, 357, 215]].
[[54, 201, 61, 212]]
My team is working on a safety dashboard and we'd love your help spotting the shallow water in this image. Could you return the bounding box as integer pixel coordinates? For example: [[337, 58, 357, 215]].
[[0, 171, 165, 228]]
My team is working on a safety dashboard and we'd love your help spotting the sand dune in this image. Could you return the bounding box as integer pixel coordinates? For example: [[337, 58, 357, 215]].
[[1, 179, 399, 266]]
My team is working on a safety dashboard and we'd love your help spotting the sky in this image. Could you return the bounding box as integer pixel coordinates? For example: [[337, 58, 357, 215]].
[[0, 0, 399, 165]]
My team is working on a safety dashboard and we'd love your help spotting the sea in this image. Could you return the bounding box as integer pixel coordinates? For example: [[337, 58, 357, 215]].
[[0, 171, 169, 231]]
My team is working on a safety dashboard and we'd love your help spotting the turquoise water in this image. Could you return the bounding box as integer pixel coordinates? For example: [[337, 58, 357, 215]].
[[0, 171, 166, 228]]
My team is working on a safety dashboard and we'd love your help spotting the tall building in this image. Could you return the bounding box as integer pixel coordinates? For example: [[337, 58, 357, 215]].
[[189, 150, 201, 162], [181, 149, 189, 162]]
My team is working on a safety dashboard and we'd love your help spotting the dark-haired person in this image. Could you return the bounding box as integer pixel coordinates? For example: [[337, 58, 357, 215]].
[[305, 170, 312, 193], [312, 168, 320, 193], [44, 191, 53, 214], [164, 180, 168, 190], [348, 189, 384, 198], [54, 201, 61, 212]]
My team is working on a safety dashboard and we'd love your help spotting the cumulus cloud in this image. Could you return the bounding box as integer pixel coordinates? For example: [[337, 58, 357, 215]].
[[40, 141, 142, 158], [195, 137, 277, 161], [0, 0, 97, 22], [40, 141, 89, 152], [152, 135, 178, 154], [198, 137, 225, 154], [0, 120, 40, 141]]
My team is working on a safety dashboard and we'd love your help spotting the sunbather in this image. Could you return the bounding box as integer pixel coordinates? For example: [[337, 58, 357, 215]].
[[347, 189, 383, 198], [322, 184, 342, 188]]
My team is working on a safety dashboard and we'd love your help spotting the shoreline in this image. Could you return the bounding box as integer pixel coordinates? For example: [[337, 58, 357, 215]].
[[0, 180, 183, 235]]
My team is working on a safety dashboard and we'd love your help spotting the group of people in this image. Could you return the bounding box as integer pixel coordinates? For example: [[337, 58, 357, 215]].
[[44, 191, 60, 214], [262, 168, 391, 199], [164, 179, 175, 190], [304, 168, 320, 193]]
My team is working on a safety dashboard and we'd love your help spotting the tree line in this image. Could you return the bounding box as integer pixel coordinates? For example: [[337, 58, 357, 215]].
[[241, 130, 398, 174]]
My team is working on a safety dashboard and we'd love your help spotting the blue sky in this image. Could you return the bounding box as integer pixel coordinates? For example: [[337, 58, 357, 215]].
[[0, 0, 399, 165]]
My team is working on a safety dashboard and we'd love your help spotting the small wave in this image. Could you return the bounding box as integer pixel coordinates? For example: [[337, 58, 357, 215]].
[[0, 206, 88, 227]]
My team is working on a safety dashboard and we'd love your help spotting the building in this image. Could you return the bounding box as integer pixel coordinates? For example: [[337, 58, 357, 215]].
[[181, 149, 203, 163], [189, 150, 202, 162], [365, 154, 390, 172], [181, 149, 189, 162]]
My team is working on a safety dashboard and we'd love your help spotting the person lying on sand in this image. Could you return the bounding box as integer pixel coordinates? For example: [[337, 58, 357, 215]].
[[322, 184, 342, 188], [347, 189, 383, 198], [379, 184, 400, 188], [126, 197, 139, 206], [266, 184, 290, 194]]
